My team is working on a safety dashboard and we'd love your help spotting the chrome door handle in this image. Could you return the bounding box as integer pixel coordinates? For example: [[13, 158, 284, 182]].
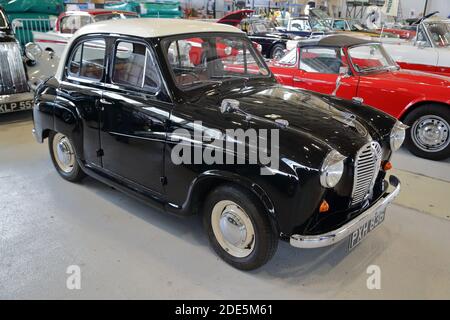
[[100, 98, 113, 105]]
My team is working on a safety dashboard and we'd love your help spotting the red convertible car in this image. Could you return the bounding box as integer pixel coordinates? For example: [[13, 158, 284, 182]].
[[270, 35, 450, 160]]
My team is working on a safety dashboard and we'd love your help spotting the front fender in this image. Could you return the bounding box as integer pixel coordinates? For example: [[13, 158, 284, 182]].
[[169, 169, 277, 226]]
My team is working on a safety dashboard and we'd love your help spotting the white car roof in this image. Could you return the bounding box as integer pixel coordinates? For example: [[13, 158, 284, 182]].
[[73, 18, 243, 39], [55, 18, 243, 80]]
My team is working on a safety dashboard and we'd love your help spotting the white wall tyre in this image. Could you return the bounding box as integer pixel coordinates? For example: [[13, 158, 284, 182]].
[[203, 184, 278, 270], [404, 105, 450, 161], [48, 131, 86, 182]]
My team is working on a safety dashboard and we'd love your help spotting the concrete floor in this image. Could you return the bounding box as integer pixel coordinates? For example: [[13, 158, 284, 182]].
[[1, 111, 449, 299]]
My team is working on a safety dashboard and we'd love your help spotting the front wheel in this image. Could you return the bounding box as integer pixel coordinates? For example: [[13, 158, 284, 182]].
[[270, 44, 285, 60], [403, 104, 450, 160], [48, 131, 86, 182], [203, 184, 278, 270]]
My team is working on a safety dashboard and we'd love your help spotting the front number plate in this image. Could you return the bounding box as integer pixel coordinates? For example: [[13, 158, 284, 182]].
[[0, 100, 33, 114], [348, 209, 385, 251]]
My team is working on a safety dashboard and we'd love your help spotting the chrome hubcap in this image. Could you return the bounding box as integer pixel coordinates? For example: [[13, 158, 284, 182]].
[[52, 133, 75, 173], [412, 115, 450, 152], [273, 49, 284, 60], [211, 200, 255, 258]]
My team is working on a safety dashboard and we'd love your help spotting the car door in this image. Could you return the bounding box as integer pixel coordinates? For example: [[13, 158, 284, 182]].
[[295, 46, 358, 100], [57, 37, 107, 167], [99, 38, 171, 195]]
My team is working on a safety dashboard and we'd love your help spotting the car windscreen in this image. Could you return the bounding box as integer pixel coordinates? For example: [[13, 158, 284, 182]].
[[348, 44, 397, 73], [163, 34, 270, 91], [425, 21, 450, 47], [278, 48, 297, 65]]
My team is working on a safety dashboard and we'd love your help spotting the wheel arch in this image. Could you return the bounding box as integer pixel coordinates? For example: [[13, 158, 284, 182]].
[[182, 171, 278, 230], [399, 100, 450, 122]]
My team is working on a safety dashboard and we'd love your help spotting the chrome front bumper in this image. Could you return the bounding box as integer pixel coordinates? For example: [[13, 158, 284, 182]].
[[290, 175, 401, 249]]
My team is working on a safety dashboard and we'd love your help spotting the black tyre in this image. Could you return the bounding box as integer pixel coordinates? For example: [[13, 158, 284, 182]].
[[270, 43, 285, 60], [403, 104, 450, 160], [203, 184, 278, 270], [48, 131, 86, 182]]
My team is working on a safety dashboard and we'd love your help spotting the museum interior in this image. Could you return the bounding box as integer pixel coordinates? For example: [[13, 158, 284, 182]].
[[0, 0, 449, 300]]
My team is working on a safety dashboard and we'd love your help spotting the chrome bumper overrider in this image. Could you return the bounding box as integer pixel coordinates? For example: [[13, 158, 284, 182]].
[[290, 175, 401, 249]]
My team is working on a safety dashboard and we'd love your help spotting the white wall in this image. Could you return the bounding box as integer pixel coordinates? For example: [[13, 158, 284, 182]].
[[395, 0, 449, 19]]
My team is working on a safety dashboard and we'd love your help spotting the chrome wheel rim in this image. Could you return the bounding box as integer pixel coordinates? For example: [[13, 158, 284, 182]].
[[272, 48, 284, 60], [52, 133, 75, 173], [411, 115, 450, 152], [211, 200, 255, 258]]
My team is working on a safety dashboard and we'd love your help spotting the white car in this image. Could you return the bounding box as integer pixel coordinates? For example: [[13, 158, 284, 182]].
[[382, 17, 450, 76], [26, 9, 138, 89], [32, 9, 138, 58]]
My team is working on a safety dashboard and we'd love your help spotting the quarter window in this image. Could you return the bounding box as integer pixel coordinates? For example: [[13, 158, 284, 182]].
[[299, 47, 346, 74], [67, 39, 106, 81], [112, 41, 161, 90]]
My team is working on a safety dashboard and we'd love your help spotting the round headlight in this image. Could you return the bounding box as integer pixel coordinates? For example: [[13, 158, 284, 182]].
[[320, 150, 346, 188], [25, 42, 42, 61], [390, 121, 408, 152]]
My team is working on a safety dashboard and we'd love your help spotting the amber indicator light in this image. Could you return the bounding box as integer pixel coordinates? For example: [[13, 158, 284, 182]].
[[382, 161, 392, 171], [319, 200, 330, 213]]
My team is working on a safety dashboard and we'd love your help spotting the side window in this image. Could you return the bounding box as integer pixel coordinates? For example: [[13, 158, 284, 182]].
[[112, 41, 161, 91], [67, 39, 106, 81], [299, 47, 345, 74]]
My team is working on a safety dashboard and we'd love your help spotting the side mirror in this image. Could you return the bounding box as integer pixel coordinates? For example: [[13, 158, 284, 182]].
[[339, 66, 350, 78], [332, 66, 351, 96]]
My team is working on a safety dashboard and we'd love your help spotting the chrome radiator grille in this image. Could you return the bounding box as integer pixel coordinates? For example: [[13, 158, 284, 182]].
[[0, 42, 28, 95], [351, 141, 382, 205]]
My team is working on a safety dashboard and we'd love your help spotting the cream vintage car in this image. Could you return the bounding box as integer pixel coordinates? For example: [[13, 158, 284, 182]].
[[25, 9, 138, 89], [382, 14, 450, 76]]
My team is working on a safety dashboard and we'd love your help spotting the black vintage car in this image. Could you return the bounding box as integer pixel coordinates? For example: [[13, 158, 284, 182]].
[[33, 19, 403, 270], [0, 6, 33, 114], [217, 10, 300, 60]]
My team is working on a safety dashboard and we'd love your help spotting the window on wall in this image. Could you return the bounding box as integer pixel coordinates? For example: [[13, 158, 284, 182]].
[[67, 39, 106, 81], [299, 47, 345, 74], [112, 41, 161, 91]]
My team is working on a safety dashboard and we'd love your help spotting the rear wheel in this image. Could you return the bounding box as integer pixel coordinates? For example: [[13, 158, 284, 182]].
[[48, 131, 85, 182], [403, 104, 450, 160], [203, 184, 278, 270]]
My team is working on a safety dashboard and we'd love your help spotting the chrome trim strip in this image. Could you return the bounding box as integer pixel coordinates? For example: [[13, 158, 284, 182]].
[[109, 131, 166, 143], [290, 175, 401, 249]]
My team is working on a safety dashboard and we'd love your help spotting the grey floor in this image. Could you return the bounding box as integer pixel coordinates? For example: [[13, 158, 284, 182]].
[[1, 111, 449, 299]]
